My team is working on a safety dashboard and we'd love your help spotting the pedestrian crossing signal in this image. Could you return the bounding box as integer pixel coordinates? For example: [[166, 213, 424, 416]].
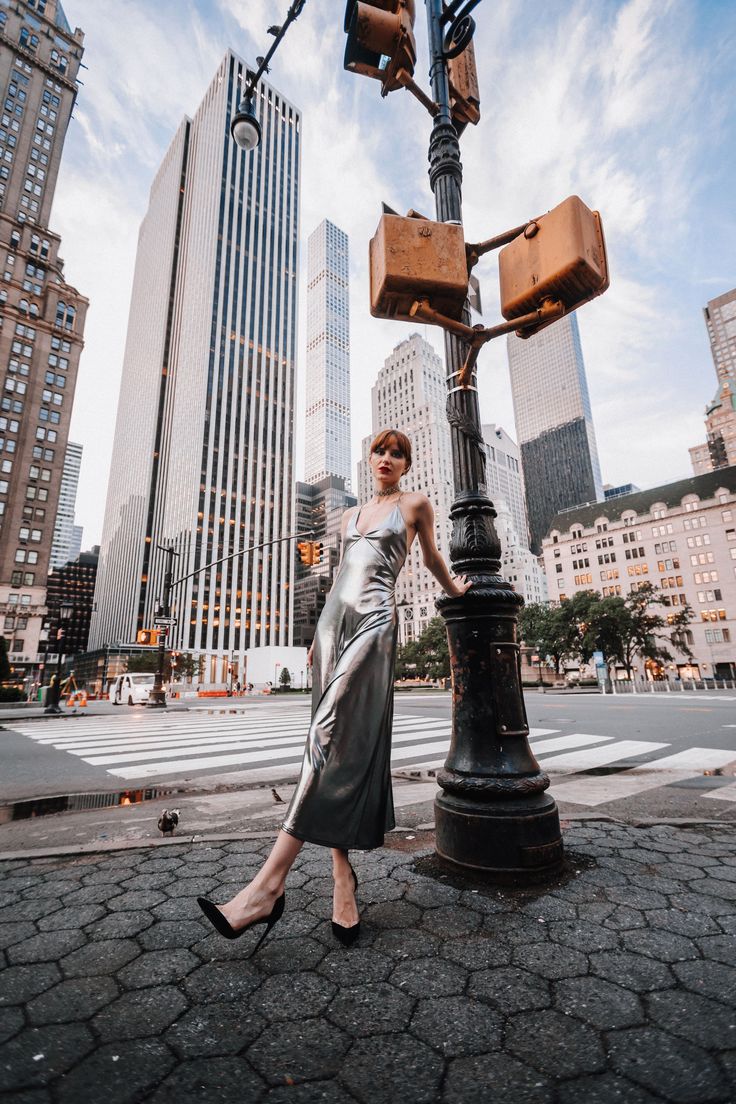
[[136, 629, 159, 645]]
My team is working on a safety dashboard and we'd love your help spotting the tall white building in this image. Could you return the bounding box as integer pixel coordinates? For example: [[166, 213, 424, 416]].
[[358, 334, 453, 643], [304, 219, 351, 488], [89, 55, 300, 685], [508, 313, 603, 553], [482, 424, 546, 603], [49, 440, 82, 570]]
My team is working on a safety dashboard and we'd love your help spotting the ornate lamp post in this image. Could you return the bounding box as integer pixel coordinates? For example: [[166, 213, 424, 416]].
[[44, 600, 73, 714]]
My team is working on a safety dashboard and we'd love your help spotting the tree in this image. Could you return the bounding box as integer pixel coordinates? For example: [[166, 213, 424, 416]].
[[126, 651, 196, 680], [578, 582, 694, 678], [518, 601, 583, 676], [0, 636, 10, 684], [396, 617, 450, 680], [279, 667, 291, 689]]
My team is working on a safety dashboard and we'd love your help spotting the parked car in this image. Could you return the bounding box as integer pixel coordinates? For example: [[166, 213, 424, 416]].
[[109, 673, 156, 705]]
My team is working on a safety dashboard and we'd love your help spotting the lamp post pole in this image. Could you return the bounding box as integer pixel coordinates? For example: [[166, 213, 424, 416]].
[[44, 602, 73, 714], [425, 0, 563, 878]]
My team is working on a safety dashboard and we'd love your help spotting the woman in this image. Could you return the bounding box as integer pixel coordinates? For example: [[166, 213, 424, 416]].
[[198, 429, 471, 953]]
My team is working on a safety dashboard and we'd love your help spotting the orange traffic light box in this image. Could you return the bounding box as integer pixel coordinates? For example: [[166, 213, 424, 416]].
[[369, 213, 468, 323], [499, 195, 609, 336]]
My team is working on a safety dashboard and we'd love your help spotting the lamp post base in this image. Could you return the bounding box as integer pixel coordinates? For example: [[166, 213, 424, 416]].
[[146, 691, 167, 709], [435, 790, 564, 882]]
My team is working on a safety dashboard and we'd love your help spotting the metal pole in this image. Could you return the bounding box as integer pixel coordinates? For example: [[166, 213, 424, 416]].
[[426, 0, 563, 879], [148, 546, 175, 709]]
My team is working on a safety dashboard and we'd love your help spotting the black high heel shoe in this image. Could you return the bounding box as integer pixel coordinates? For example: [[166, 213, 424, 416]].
[[332, 863, 360, 947], [197, 892, 285, 957]]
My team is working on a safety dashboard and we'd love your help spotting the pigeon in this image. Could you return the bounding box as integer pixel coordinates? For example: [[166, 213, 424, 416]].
[[271, 788, 285, 804], [267, 24, 282, 35], [158, 809, 180, 836]]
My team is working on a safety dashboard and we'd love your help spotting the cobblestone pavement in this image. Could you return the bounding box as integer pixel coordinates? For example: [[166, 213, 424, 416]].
[[0, 821, 735, 1103]]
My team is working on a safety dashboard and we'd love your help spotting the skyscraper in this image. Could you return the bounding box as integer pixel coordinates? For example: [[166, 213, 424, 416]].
[[292, 474, 356, 648], [0, 2, 88, 681], [89, 54, 300, 686], [358, 333, 453, 643], [49, 438, 82, 569], [304, 219, 350, 488], [508, 313, 603, 553], [689, 287, 736, 475]]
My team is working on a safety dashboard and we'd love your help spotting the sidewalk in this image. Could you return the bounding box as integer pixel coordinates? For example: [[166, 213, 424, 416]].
[[0, 821, 734, 1103]]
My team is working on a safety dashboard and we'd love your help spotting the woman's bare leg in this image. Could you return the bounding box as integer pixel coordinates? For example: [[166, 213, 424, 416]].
[[220, 830, 303, 930], [332, 847, 359, 928]]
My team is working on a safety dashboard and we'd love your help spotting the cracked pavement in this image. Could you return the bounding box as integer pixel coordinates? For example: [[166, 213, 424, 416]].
[[0, 821, 735, 1102]]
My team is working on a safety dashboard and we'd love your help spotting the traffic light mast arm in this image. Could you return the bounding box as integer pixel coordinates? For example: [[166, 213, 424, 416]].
[[166, 528, 317, 598]]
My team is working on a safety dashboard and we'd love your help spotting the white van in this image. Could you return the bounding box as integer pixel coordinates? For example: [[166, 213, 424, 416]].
[[109, 673, 157, 706]]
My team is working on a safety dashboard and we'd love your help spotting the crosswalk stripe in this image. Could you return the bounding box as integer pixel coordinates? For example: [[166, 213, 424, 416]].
[[704, 781, 736, 803], [550, 746, 736, 807], [530, 733, 612, 755], [534, 739, 670, 774]]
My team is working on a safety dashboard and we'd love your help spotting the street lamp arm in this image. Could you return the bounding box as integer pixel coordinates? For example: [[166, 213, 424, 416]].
[[241, 0, 306, 99]]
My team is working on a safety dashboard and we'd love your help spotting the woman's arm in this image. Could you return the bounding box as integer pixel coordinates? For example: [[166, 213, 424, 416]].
[[413, 496, 471, 598]]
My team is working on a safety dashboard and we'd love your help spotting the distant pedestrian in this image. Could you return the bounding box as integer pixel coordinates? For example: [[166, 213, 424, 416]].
[[197, 430, 470, 952]]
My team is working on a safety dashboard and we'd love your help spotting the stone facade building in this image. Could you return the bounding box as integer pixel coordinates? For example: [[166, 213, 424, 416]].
[[690, 288, 736, 476]]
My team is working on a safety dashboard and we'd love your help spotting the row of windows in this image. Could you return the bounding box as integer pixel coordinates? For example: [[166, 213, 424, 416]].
[[625, 547, 645, 559], [558, 504, 733, 545], [701, 609, 727, 622]]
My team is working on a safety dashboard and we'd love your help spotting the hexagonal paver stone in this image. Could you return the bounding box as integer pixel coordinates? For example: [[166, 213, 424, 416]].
[[646, 908, 720, 938], [405, 880, 460, 909], [646, 989, 736, 1049], [136, 921, 206, 951], [60, 939, 140, 979], [674, 959, 736, 1004], [21, 880, 79, 901], [410, 996, 501, 1058], [340, 1033, 442, 1104], [363, 901, 421, 930], [605, 886, 670, 911], [622, 929, 699, 963], [467, 966, 550, 1014], [480, 915, 551, 948], [7, 930, 85, 966], [37, 905, 106, 932], [107, 889, 167, 912], [247, 1017, 351, 1086], [512, 942, 588, 980], [183, 960, 262, 1005], [0, 1006, 24, 1045], [55, 1039, 175, 1104], [264, 1080, 356, 1103], [602, 906, 647, 931], [371, 928, 440, 961], [505, 1009, 606, 1079], [251, 972, 336, 1022], [698, 878, 736, 902], [546, 920, 619, 954], [93, 984, 189, 1042], [421, 905, 481, 939], [327, 980, 413, 1035], [590, 951, 674, 993], [317, 947, 393, 988], [0, 963, 61, 1005], [0, 922, 36, 950], [553, 976, 644, 1030], [697, 933, 736, 964], [86, 911, 154, 940], [117, 948, 199, 989], [165, 1003, 266, 1058], [608, 1026, 729, 1103], [0, 1023, 94, 1091], [64, 883, 125, 906], [556, 1072, 663, 1104], [251, 936, 327, 975], [27, 976, 119, 1025], [390, 956, 466, 998], [442, 1052, 554, 1104], [0, 900, 60, 925], [150, 1055, 266, 1103], [440, 935, 512, 972]]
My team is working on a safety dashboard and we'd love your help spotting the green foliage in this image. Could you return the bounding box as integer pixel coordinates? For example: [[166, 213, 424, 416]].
[[126, 651, 197, 680], [0, 636, 10, 683], [396, 616, 449, 680], [279, 667, 291, 687]]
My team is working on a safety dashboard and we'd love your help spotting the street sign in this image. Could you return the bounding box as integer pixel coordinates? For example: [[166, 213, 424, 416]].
[[154, 617, 177, 627]]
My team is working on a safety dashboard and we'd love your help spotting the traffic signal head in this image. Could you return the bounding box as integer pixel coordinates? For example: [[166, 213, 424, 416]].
[[499, 196, 609, 337], [136, 629, 159, 646], [312, 542, 324, 565], [297, 541, 312, 566], [370, 213, 468, 323], [344, 1, 416, 94]]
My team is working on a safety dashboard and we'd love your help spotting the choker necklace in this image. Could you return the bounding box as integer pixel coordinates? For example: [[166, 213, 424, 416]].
[[376, 484, 400, 498]]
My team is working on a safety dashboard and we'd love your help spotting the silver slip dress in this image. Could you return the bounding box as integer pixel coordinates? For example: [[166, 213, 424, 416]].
[[281, 499, 408, 851]]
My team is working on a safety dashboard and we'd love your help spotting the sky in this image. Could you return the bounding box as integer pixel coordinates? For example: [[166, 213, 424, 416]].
[[52, 0, 736, 547]]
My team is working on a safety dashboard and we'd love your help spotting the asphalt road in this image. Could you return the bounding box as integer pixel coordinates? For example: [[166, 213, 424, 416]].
[[0, 690, 734, 852]]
